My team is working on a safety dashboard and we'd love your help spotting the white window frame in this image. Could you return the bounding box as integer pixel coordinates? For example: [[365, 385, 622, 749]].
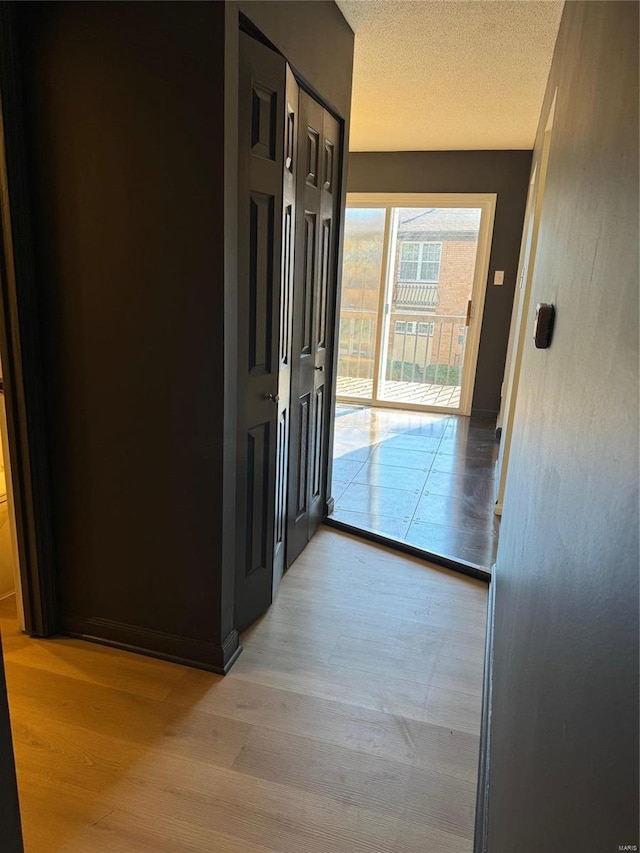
[[398, 241, 442, 283], [341, 192, 496, 416], [394, 320, 435, 337], [417, 322, 435, 337]]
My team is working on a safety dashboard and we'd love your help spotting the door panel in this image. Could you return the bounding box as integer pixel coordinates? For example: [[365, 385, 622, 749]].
[[271, 66, 299, 598], [235, 32, 286, 632], [248, 193, 274, 374], [310, 109, 340, 533], [301, 213, 316, 356], [312, 385, 324, 499], [287, 95, 340, 566], [246, 422, 271, 575]]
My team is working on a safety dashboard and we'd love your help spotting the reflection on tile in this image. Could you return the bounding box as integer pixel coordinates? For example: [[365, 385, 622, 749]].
[[380, 433, 443, 454], [336, 482, 420, 519], [395, 421, 450, 438], [353, 462, 430, 492], [405, 520, 498, 566], [331, 509, 411, 541], [414, 492, 500, 533], [370, 444, 435, 470], [444, 417, 494, 436], [334, 426, 385, 443], [331, 404, 500, 569], [330, 479, 351, 502], [425, 470, 494, 503], [332, 458, 365, 483], [333, 445, 375, 464], [438, 436, 498, 459], [431, 452, 496, 477]]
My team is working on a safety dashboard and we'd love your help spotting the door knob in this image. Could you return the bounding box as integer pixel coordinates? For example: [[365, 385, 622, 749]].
[[265, 392, 279, 403], [314, 365, 324, 372]]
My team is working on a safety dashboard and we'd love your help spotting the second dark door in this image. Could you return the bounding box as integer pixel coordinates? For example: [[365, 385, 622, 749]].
[[287, 91, 340, 566]]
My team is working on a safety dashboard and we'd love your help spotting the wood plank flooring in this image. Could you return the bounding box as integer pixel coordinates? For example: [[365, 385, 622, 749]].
[[0, 528, 487, 852]]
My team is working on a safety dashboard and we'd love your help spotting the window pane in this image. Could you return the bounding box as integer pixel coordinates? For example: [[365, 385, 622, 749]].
[[420, 260, 440, 282], [381, 207, 482, 409], [336, 208, 386, 400], [423, 243, 441, 262], [400, 260, 419, 280], [400, 242, 419, 261]]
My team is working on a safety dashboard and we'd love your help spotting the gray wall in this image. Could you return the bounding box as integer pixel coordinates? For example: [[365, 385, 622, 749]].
[[487, 2, 639, 851], [348, 150, 532, 416], [235, 1, 353, 120], [16, 2, 231, 665]]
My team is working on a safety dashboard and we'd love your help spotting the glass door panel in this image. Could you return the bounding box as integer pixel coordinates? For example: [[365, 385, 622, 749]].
[[378, 207, 482, 410], [336, 208, 386, 401]]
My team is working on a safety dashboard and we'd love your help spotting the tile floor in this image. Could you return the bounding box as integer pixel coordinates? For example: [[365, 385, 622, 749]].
[[330, 404, 500, 569]]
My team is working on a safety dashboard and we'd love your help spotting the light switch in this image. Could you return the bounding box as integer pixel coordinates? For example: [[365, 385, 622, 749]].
[[494, 270, 505, 285]]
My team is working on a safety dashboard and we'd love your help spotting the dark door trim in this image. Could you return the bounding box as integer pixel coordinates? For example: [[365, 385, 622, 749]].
[[0, 6, 57, 637]]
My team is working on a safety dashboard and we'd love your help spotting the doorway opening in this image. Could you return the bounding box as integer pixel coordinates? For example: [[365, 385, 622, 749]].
[[335, 193, 495, 415], [0, 357, 21, 626], [327, 194, 498, 571]]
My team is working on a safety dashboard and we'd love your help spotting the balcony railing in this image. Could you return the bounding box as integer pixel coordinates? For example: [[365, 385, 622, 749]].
[[385, 314, 466, 389], [336, 310, 467, 408], [393, 283, 439, 308]]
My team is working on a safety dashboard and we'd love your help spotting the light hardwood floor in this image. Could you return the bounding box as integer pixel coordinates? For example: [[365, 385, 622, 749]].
[[0, 528, 488, 853]]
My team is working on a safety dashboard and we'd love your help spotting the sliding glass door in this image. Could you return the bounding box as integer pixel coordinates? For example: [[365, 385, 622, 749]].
[[337, 194, 496, 415]]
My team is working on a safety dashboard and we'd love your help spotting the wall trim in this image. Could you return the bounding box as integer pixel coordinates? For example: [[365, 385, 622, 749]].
[[62, 615, 242, 675], [323, 517, 491, 583], [474, 564, 496, 853]]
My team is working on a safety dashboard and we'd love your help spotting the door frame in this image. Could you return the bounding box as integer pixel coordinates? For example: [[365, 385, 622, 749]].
[[494, 91, 556, 514], [337, 192, 496, 416], [0, 7, 57, 637]]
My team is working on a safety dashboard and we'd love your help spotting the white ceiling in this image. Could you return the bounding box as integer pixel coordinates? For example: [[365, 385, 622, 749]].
[[336, 0, 564, 151]]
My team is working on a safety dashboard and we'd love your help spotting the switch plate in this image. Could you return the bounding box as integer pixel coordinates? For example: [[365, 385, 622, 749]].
[[494, 270, 505, 285]]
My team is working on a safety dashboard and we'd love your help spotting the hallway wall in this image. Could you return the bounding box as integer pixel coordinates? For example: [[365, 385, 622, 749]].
[[15, 2, 231, 665], [486, 2, 639, 849]]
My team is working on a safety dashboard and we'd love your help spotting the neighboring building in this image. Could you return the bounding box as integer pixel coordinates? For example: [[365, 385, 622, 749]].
[[338, 207, 480, 392], [388, 207, 480, 385]]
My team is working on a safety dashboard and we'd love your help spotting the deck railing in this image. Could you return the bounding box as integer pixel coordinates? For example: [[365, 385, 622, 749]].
[[386, 314, 466, 389], [337, 310, 467, 403]]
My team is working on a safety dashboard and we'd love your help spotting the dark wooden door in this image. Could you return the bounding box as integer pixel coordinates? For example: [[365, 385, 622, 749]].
[[235, 32, 286, 632], [287, 92, 341, 566], [272, 65, 299, 598]]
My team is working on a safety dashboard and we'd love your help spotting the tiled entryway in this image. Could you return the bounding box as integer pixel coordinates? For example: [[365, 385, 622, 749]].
[[330, 404, 500, 568]]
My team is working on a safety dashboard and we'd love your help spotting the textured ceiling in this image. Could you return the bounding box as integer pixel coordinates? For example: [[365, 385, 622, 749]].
[[336, 0, 564, 151]]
